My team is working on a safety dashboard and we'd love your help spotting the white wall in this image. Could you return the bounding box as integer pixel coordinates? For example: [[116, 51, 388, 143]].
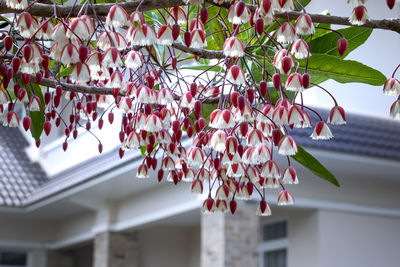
[[137, 226, 200, 267], [318, 210, 400, 267]]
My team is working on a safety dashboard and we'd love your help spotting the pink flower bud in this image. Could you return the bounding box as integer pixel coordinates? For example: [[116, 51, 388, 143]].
[[23, 45, 32, 63], [273, 73, 281, 90], [172, 24, 180, 40], [62, 142, 68, 151], [200, 7, 208, 24], [44, 121, 51, 136], [302, 73, 310, 89], [184, 31, 192, 47], [337, 37, 348, 56], [238, 95, 245, 111], [255, 18, 264, 35], [229, 200, 237, 214], [272, 128, 282, 146], [4, 36, 12, 51], [171, 56, 177, 69], [235, 1, 246, 17], [79, 45, 88, 62], [231, 91, 239, 107], [23, 116, 31, 131], [108, 112, 114, 124], [387, 0, 395, 9], [260, 80, 268, 98], [246, 88, 255, 104], [12, 57, 20, 73]]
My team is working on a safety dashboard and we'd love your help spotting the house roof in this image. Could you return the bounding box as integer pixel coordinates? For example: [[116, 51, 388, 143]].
[[0, 109, 399, 208], [291, 110, 400, 160], [0, 126, 49, 207]]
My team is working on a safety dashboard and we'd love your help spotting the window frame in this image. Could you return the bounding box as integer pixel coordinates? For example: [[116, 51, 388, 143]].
[[258, 219, 289, 267], [0, 251, 27, 267]]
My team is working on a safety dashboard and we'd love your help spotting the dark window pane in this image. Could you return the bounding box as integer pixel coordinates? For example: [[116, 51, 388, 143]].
[[262, 221, 287, 241], [0, 252, 27, 266], [264, 249, 287, 267]]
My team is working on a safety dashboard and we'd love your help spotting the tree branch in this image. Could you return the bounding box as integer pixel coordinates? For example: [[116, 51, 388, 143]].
[[0, 1, 399, 33], [12, 72, 220, 104]]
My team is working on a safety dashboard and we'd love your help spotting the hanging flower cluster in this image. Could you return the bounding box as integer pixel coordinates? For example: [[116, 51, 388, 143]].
[[0, 0, 398, 216]]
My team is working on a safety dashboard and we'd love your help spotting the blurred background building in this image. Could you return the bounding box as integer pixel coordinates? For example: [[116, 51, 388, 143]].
[[0, 1, 399, 267]]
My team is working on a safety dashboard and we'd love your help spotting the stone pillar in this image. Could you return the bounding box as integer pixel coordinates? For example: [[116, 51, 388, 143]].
[[201, 203, 259, 267], [93, 231, 138, 267]]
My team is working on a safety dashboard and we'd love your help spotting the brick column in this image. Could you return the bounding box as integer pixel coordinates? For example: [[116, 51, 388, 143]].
[[201, 203, 259, 267], [93, 231, 138, 267]]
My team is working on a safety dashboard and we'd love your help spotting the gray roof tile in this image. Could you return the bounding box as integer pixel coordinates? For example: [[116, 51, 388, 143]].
[[0, 126, 49, 207]]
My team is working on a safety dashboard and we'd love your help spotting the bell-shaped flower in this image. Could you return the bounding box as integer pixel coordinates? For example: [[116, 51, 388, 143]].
[[106, 4, 130, 28], [288, 105, 304, 126], [202, 198, 216, 213], [278, 190, 295, 205], [97, 31, 127, 51], [383, 78, 400, 96], [291, 39, 310, 59], [349, 5, 369, 25], [157, 88, 174, 105], [191, 179, 203, 194], [29, 96, 41, 112], [190, 29, 207, 48], [60, 43, 80, 65], [3, 112, 19, 127], [122, 132, 141, 150], [16, 12, 39, 38], [282, 166, 298, 184], [217, 109, 235, 129], [223, 37, 245, 58], [68, 17, 90, 40], [216, 185, 230, 200], [70, 62, 91, 83], [196, 168, 211, 181], [102, 47, 123, 68], [273, 49, 293, 75], [38, 20, 54, 40], [256, 200, 272, 216], [215, 200, 228, 213], [272, 0, 294, 12], [157, 25, 174, 46], [278, 135, 298, 156], [137, 164, 149, 179], [51, 22, 69, 44], [295, 14, 315, 35], [227, 163, 245, 177], [136, 85, 157, 104], [256, 121, 273, 137], [285, 73, 303, 92], [228, 2, 251, 25], [187, 147, 204, 166], [390, 100, 400, 119], [130, 24, 157, 46], [179, 92, 194, 109], [246, 128, 266, 146], [276, 22, 297, 43], [252, 144, 271, 164], [5, 0, 28, 10], [106, 71, 123, 88], [86, 52, 102, 73], [145, 114, 163, 132], [256, 104, 274, 123], [261, 160, 281, 178], [226, 65, 246, 86], [118, 97, 133, 113], [211, 130, 227, 152], [328, 106, 347, 125], [167, 7, 187, 25], [310, 121, 333, 140], [272, 105, 289, 125]]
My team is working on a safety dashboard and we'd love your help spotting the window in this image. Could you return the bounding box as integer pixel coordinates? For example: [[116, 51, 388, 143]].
[[0, 252, 27, 267], [259, 221, 288, 267]]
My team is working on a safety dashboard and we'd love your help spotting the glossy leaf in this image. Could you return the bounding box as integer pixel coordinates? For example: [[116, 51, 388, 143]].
[[311, 26, 373, 58], [292, 145, 340, 187], [300, 54, 386, 86]]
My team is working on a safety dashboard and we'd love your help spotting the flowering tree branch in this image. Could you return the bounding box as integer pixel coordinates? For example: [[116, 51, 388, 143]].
[[1, 1, 400, 33]]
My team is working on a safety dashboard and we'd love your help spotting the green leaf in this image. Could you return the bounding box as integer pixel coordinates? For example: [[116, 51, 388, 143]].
[[310, 27, 373, 58], [300, 54, 386, 86], [29, 83, 45, 141], [291, 145, 340, 187], [58, 66, 72, 78]]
